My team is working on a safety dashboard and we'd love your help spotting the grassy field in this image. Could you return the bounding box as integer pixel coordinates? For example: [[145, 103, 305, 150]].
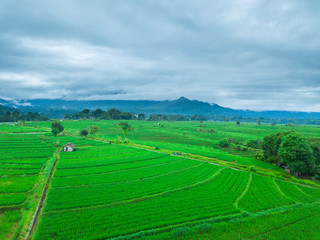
[[1, 120, 320, 239]]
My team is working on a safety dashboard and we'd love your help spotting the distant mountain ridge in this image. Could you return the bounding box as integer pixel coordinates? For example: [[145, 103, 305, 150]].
[[1, 97, 320, 119]]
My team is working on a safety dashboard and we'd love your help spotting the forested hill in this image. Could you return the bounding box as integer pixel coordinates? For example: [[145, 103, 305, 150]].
[[1, 97, 320, 119]]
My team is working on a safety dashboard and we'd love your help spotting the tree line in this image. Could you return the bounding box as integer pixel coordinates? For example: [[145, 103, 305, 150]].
[[214, 116, 320, 125], [64, 108, 208, 121], [67, 108, 320, 125], [0, 109, 49, 122]]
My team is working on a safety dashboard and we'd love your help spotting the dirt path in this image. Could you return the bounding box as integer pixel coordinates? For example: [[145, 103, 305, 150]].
[[25, 150, 60, 240]]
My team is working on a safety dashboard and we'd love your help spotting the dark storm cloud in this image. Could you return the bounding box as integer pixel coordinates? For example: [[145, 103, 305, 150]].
[[1, 0, 320, 111]]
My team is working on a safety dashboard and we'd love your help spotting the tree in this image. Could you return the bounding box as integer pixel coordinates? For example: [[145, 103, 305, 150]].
[[121, 112, 135, 120], [80, 109, 91, 119], [148, 114, 168, 121], [92, 108, 104, 119], [107, 108, 121, 120], [257, 119, 261, 125], [310, 142, 320, 166], [64, 113, 72, 120], [278, 132, 315, 176], [262, 131, 292, 166], [5, 111, 12, 122], [12, 111, 20, 122], [137, 113, 146, 120], [89, 125, 99, 136], [236, 120, 240, 126], [119, 122, 132, 142], [26, 112, 33, 121], [51, 122, 64, 136], [79, 129, 89, 137], [190, 114, 207, 121]]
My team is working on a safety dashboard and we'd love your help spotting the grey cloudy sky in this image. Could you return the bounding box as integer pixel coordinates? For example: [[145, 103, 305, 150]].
[[1, 0, 320, 111]]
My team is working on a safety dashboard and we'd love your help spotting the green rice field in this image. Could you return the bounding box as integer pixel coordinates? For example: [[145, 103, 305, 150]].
[[1, 121, 320, 239]]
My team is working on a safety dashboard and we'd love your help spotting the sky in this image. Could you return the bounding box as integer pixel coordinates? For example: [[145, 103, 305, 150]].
[[0, 0, 320, 111]]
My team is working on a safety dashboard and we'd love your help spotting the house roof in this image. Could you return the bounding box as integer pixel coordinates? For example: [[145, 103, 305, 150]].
[[62, 143, 75, 148]]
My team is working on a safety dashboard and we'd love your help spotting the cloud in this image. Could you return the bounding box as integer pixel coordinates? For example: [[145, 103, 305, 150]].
[[0, 0, 320, 111], [0, 72, 51, 87]]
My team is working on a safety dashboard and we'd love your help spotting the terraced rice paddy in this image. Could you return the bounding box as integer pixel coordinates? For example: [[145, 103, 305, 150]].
[[1, 121, 320, 239], [0, 126, 55, 239]]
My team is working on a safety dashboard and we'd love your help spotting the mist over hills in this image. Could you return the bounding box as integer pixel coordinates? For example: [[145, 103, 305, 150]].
[[1, 97, 320, 119]]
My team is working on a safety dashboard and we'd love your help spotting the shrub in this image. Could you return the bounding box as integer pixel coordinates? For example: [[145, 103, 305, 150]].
[[89, 125, 99, 135], [250, 166, 257, 172], [219, 139, 229, 147], [79, 129, 89, 137], [254, 153, 264, 161], [235, 145, 248, 151], [245, 139, 263, 149]]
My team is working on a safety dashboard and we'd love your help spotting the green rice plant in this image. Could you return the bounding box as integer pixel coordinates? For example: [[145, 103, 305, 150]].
[[0, 168, 39, 176], [59, 145, 142, 160], [0, 158, 48, 165], [57, 151, 166, 169], [35, 169, 248, 240], [0, 175, 38, 193], [0, 193, 27, 206], [239, 174, 293, 212], [297, 185, 320, 199], [44, 163, 221, 211], [172, 226, 192, 238], [144, 204, 320, 240], [0, 209, 22, 240], [54, 155, 176, 177], [52, 158, 198, 188], [275, 180, 315, 203], [0, 163, 42, 169]]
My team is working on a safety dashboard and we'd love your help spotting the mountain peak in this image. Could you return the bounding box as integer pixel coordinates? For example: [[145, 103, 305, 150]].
[[175, 96, 191, 102]]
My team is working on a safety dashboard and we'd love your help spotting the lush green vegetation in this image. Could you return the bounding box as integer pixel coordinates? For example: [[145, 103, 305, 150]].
[[238, 174, 294, 212], [261, 131, 319, 177], [0, 126, 55, 239], [1, 120, 320, 239], [142, 204, 320, 240]]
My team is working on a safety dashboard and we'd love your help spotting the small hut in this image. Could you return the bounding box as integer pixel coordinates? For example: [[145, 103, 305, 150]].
[[62, 143, 75, 152]]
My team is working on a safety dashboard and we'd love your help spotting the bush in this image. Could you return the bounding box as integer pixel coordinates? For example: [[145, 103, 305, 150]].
[[219, 139, 229, 147], [235, 145, 248, 151], [245, 139, 263, 149], [79, 129, 89, 137], [250, 166, 257, 172], [254, 153, 264, 161]]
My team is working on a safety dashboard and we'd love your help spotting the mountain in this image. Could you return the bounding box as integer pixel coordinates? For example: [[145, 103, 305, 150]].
[[1, 97, 320, 119]]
